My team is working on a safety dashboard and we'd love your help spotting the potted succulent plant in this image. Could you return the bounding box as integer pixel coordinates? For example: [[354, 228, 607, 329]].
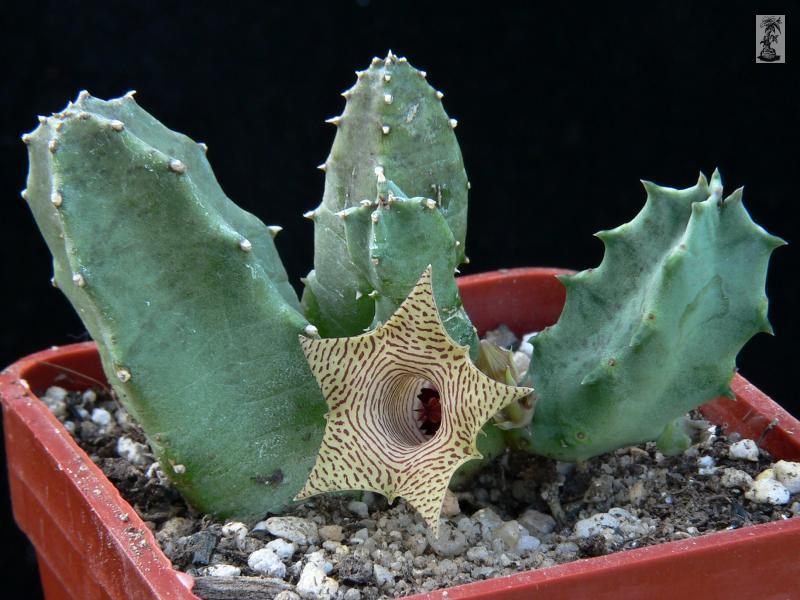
[[3, 53, 798, 599]]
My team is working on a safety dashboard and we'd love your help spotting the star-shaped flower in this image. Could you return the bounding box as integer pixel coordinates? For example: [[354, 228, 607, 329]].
[[296, 266, 533, 533]]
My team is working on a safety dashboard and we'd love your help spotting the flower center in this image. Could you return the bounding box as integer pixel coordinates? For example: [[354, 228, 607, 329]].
[[415, 385, 442, 436]]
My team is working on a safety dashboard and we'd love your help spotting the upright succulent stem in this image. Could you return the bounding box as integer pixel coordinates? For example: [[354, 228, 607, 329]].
[[526, 171, 785, 461], [23, 92, 326, 519], [303, 52, 471, 341]]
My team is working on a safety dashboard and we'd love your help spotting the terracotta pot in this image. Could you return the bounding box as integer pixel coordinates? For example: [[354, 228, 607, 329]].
[[2, 268, 799, 599]]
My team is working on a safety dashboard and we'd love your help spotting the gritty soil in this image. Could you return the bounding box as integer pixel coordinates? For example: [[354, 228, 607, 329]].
[[35, 327, 799, 599]]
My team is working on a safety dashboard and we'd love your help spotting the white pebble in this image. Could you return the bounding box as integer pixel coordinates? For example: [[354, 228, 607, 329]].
[[729, 439, 759, 461], [697, 455, 717, 475], [206, 564, 241, 577], [519, 332, 538, 356], [266, 538, 296, 559], [511, 351, 530, 378], [45, 386, 68, 402], [373, 563, 394, 588], [756, 468, 775, 481], [305, 549, 333, 574], [745, 478, 791, 505], [116, 436, 149, 466], [296, 563, 338, 599], [91, 407, 112, 427], [81, 389, 97, 403], [772, 460, 800, 494], [720, 468, 754, 489], [247, 547, 286, 578], [262, 516, 319, 545], [347, 500, 369, 518], [222, 521, 248, 550], [574, 512, 620, 539]]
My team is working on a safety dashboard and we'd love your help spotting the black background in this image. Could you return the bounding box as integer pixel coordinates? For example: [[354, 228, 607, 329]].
[[1, 1, 796, 596]]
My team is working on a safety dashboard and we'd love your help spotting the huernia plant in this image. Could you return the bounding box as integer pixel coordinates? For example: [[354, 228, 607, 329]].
[[21, 52, 783, 531]]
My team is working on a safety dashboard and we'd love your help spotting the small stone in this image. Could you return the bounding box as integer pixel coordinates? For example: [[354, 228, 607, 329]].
[[772, 461, 800, 493], [434, 558, 459, 577], [337, 555, 374, 584], [266, 538, 296, 559], [555, 542, 579, 557], [156, 517, 194, 544], [347, 500, 370, 518], [484, 324, 518, 349], [297, 563, 339, 599], [221, 521, 248, 550], [185, 530, 219, 565], [790, 502, 800, 515], [427, 521, 468, 556], [350, 528, 369, 543], [318, 524, 344, 542], [473, 508, 503, 540], [262, 516, 319, 545], [456, 516, 481, 541], [45, 386, 69, 402], [608, 508, 648, 538], [512, 351, 530, 377], [756, 468, 775, 481], [466, 545, 490, 562], [91, 408, 111, 431], [729, 439, 759, 461], [405, 533, 428, 556], [697, 455, 717, 475], [42, 392, 68, 419], [492, 520, 523, 550], [274, 592, 301, 600], [720, 468, 754, 489], [745, 478, 791, 505], [574, 512, 620, 539], [344, 590, 361, 600], [441, 489, 461, 517], [518, 509, 556, 536], [517, 535, 541, 553], [306, 550, 333, 575], [116, 436, 149, 466], [373, 563, 394, 588], [206, 564, 240, 577], [247, 547, 286, 578], [628, 480, 648, 505]]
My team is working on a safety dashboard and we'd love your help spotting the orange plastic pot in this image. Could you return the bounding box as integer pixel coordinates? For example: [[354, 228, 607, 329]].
[[2, 268, 799, 599]]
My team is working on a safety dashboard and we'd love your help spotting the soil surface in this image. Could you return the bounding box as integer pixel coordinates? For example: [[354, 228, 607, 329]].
[[36, 333, 799, 599]]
